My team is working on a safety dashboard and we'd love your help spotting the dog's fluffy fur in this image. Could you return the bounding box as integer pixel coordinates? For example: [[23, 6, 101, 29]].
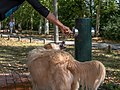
[[27, 48, 106, 90]]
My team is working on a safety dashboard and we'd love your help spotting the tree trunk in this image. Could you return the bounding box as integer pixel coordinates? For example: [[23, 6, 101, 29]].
[[18, 22, 22, 32], [30, 13, 33, 35], [53, 0, 59, 43], [44, 19, 49, 34], [95, 0, 101, 36], [90, 0, 92, 17], [0, 22, 2, 30], [38, 20, 42, 35]]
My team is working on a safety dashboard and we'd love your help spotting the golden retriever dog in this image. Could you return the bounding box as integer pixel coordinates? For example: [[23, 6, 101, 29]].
[[27, 48, 106, 90]]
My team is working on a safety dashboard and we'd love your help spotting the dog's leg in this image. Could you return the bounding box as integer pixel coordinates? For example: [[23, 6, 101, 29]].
[[71, 77, 80, 90]]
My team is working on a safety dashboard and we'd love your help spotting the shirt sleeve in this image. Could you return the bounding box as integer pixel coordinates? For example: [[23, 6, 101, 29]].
[[26, 0, 50, 18]]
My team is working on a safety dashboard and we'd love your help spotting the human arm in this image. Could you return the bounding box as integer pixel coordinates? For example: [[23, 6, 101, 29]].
[[26, 0, 72, 35], [26, 0, 50, 18], [46, 12, 72, 35]]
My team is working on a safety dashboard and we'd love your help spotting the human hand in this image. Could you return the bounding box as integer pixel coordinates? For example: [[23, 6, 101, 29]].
[[60, 25, 73, 36]]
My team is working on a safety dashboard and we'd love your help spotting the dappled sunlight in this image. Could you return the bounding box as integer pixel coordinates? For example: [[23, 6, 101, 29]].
[[0, 38, 119, 89], [92, 49, 120, 88], [0, 38, 40, 89], [0, 38, 43, 47]]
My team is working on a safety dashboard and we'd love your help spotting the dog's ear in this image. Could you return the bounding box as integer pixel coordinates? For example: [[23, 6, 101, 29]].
[[44, 43, 52, 49]]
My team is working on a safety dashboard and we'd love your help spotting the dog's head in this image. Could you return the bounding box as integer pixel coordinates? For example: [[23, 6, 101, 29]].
[[44, 43, 60, 50]]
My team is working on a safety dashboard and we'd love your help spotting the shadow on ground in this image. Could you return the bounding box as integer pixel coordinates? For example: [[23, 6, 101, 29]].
[[0, 40, 119, 90]]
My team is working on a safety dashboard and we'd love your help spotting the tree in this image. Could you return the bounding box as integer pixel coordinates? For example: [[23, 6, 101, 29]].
[[100, 0, 120, 40], [95, 0, 101, 36], [0, 22, 2, 30], [53, 0, 59, 42]]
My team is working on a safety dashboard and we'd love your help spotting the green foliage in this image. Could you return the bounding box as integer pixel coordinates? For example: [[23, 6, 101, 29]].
[[1, 0, 120, 41], [2, 0, 91, 29], [100, 1, 120, 41], [58, 0, 91, 28], [14, 1, 41, 30], [101, 20, 120, 40]]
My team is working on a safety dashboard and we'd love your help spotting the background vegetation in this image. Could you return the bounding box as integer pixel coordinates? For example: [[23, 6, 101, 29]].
[[0, 0, 120, 40], [0, 0, 120, 89]]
